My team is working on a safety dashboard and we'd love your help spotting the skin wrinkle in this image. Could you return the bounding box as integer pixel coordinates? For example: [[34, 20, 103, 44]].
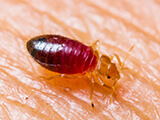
[[110, 69, 159, 119], [37, 90, 92, 120], [92, 84, 135, 119], [0, 59, 33, 80], [124, 60, 159, 88], [0, 63, 47, 96], [0, 0, 160, 120], [151, 100, 160, 119], [29, 92, 63, 119], [99, 101, 128, 120], [86, 0, 160, 40], [0, 104, 12, 120], [66, 92, 106, 120], [51, 81, 111, 119], [20, 1, 68, 30], [120, 98, 151, 120], [115, 81, 157, 119], [22, 0, 87, 43], [83, 0, 160, 44], [136, 64, 160, 91], [105, 92, 139, 119], [0, 95, 55, 120], [7, 0, 160, 44], [52, 94, 91, 120], [21, 0, 92, 37], [1, 23, 25, 40], [1, 69, 63, 119]]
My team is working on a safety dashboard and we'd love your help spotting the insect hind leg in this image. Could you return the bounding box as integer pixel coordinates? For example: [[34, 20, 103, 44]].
[[38, 74, 62, 80], [38, 73, 85, 80]]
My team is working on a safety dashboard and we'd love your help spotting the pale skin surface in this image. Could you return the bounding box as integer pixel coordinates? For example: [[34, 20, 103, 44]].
[[0, 0, 160, 120]]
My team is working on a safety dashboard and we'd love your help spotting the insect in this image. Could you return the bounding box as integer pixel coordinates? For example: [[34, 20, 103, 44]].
[[27, 34, 134, 107]]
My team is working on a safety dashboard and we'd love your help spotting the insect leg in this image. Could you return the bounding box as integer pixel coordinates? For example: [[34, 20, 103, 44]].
[[86, 72, 95, 108], [94, 73, 112, 89], [61, 74, 83, 79], [37, 74, 63, 80], [38, 74, 62, 80], [90, 75, 95, 108], [109, 54, 122, 67], [110, 45, 135, 70], [94, 72, 115, 103], [91, 40, 100, 51], [39, 73, 85, 80], [110, 78, 118, 103]]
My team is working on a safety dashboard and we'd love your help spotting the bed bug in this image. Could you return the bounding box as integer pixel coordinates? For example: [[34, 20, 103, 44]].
[[27, 34, 134, 107]]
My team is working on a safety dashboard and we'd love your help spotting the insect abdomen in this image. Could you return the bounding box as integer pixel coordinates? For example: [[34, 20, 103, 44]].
[[27, 35, 98, 74]]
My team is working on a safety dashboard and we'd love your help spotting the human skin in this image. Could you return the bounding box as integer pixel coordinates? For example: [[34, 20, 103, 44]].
[[0, 0, 160, 120]]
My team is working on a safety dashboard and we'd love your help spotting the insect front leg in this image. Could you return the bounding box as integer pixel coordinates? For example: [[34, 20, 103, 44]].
[[93, 73, 112, 89], [110, 78, 118, 103], [94, 72, 115, 103], [90, 75, 95, 108], [109, 54, 127, 70], [91, 72, 114, 107], [109, 54, 122, 67]]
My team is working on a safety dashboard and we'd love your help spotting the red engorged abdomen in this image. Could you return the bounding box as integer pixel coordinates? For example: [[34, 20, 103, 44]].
[[27, 35, 98, 74]]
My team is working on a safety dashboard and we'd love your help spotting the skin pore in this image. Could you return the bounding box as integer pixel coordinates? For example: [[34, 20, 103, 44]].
[[0, 0, 159, 119]]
